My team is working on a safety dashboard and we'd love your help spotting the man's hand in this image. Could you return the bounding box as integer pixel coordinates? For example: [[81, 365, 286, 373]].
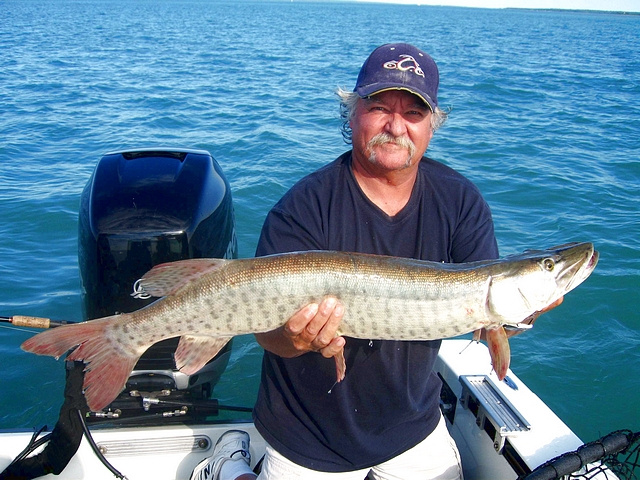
[[505, 296, 564, 338], [255, 296, 345, 359], [476, 296, 565, 341], [540, 296, 564, 313]]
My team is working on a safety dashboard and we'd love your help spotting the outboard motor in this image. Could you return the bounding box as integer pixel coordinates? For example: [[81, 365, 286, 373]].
[[78, 148, 237, 419]]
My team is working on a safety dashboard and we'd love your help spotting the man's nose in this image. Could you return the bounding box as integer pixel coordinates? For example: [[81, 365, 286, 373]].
[[384, 113, 407, 137]]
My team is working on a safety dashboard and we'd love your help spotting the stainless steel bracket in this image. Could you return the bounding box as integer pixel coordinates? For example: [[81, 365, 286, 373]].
[[459, 375, 531, 452]]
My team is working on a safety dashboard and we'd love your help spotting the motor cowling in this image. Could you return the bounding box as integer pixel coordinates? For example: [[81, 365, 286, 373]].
[[78, 148, 237, 405]]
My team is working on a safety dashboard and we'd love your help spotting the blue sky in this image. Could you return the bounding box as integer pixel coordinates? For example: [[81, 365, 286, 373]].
[[358, 0, 640, 12]]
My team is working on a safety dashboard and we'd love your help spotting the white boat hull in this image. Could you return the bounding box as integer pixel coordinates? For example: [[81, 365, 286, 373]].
[[0, 340, 616, 479]]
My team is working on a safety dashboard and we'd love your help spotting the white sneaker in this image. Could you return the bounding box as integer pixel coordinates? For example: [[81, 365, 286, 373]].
[[190, 430, 251, 480]]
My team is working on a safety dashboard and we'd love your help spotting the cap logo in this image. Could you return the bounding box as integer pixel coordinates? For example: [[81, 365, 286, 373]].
[[382, 54, 425, 78]]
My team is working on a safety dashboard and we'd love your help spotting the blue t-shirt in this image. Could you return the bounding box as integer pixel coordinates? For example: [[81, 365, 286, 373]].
[[253, 151, 498, 472]]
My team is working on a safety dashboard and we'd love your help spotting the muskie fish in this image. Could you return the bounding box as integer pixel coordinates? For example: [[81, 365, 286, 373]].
[[22, 242, 598, 411]]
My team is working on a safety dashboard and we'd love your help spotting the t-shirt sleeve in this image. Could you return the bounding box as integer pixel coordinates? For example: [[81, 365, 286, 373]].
[[255, 204, 323, 257], [255, 158, 345, 257], [451, 192, 499, 263]]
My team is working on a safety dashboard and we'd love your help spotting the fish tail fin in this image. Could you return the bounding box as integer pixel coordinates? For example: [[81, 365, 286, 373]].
[[486, 326, 510, 380], [21, 315, 141, 412]]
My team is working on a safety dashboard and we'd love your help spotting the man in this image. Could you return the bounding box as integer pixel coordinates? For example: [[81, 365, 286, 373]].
[[192, 42, 538, 480]]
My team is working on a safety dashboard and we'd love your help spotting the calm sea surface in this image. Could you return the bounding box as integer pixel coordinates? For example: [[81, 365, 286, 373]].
[[0, 0, 638, 447]]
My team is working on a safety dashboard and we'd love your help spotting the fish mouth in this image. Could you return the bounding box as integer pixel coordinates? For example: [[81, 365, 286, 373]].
[[554, 242, 599, 294]]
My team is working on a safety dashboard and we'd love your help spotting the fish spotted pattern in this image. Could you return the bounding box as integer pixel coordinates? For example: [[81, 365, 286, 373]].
[[21, 242, 598, 411]]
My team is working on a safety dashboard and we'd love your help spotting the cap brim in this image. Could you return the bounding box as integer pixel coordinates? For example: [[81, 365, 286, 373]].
[[356, 84, 436, 112]]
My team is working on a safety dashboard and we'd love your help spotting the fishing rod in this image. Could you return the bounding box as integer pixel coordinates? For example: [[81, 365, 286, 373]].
[[0, 315, 76, 329]]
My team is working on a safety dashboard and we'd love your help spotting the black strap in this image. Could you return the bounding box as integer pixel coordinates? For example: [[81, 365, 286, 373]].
[[0, 362, 88, 479]]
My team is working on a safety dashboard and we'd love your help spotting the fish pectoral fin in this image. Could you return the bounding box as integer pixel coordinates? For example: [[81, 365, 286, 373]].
[[486, 326, 510, 380], [136, 258, 229, 298], [174, 334, 232, 375]]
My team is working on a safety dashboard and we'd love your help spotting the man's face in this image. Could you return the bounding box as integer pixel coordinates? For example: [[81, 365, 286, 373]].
[[350, 90, 433, 172]]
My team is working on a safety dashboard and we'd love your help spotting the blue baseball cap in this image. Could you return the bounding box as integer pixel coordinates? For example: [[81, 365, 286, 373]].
[[355, 43, 439, 112]]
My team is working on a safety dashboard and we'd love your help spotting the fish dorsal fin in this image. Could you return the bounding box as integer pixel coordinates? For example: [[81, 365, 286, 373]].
[[133, 258, 228, 298]]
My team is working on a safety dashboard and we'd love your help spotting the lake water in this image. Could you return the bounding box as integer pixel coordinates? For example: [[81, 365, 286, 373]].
[[0, 0, 638, 449]]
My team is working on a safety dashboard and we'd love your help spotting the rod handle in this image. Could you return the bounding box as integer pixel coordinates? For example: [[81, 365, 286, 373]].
[[11, 315, 52, 329]]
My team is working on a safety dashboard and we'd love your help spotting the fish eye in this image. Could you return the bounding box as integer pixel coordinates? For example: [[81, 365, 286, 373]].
[[543, 258, 555, 271]]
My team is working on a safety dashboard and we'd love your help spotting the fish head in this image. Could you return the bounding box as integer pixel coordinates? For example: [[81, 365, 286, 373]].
[[488, 242, 599, 323]]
